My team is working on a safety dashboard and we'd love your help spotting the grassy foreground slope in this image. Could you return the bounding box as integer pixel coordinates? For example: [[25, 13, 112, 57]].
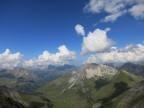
[[101, 81, 144, 108], [36, 71, 144, 108], [37, 74, 89, 108], [20, 93, 53, 108], [91, 71, 144, 102]]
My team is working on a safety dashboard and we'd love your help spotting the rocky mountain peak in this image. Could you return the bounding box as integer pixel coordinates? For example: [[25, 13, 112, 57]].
[[67, 64, 117, 90]]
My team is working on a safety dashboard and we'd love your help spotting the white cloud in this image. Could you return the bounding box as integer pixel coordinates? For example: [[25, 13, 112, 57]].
[[84, 0, 125, 14], [23, 45, 76, 68], [75, 24, 85, 36], [105, 28, 111, 32], [0, 45, 76, 69], [101, 10, 127, 22], [0, 49, 23, 69], [84, 0, 144, 22], [129, 3, 144, 19], [85, 44, 144, 64], [82, 28, 114, 54]]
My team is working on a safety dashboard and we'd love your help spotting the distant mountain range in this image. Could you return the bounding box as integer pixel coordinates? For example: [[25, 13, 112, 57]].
[[0, 63, 144, 108], [120, 62, 144, 76], [0, 64, 77, 93], [48, 64, 76, 71]]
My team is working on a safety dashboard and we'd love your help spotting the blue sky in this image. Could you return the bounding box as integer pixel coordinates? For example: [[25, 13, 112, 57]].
[[0, 0, 144, 68], [0, 0, 87, 57]]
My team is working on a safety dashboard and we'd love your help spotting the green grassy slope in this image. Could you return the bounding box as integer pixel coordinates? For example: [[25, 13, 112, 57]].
[[0, 78, 17, 88], [37, 71, 144, 108], [20, 93, 53, 108], [101, 81, 144, 108], [0, 77, 44, 93], [101, 91, 144, 108], [37, 74, 89, 108], [90, 71, 144, 102]]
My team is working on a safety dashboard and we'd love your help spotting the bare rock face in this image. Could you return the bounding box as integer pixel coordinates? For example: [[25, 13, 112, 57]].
[[68, 63, 117, 89], [0, 86, 27, 108], [84, 63, 117, 78]]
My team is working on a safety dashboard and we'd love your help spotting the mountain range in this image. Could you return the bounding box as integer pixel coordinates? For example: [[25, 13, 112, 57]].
[[0, 63, 144, 108]]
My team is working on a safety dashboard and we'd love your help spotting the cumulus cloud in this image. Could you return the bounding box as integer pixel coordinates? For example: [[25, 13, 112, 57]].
[[82, 27, 114, 54], [84, 0, 144, 22], [0, 49, 23, 69], [85, 44, 144, 64], [0, 45, 76, 69], [23, 45, 76, 68], [75, 24, 85, 36], [129, 3, 144, 19]]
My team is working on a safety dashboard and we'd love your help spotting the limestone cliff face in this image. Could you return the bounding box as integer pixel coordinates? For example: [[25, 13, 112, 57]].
[[68, 63, 117, 89]]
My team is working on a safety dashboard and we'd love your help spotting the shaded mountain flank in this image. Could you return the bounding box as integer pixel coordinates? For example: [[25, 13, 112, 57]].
[[101, 80, 144, 108], [120, 63, 144, 76], [0, 86, 27, 108]]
